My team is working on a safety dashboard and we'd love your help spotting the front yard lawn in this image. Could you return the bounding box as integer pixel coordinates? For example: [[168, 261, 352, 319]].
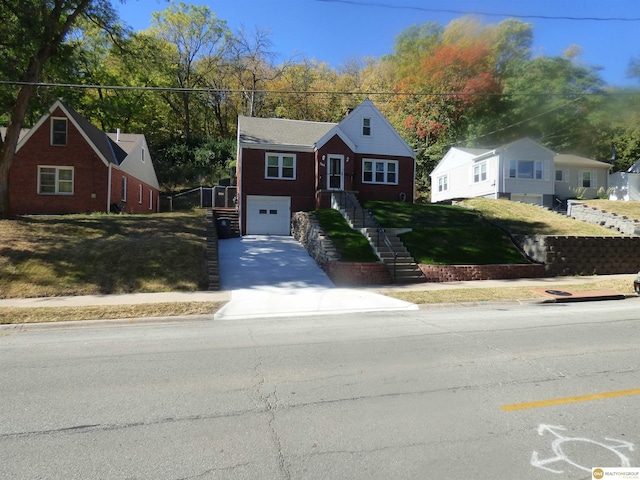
[[365, 201, 529, 265], [0, 211, 208, 298], [313, 209, 379, 262]]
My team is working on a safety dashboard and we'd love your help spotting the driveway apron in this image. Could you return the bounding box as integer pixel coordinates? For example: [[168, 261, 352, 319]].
[[214, 235, 417, 320]]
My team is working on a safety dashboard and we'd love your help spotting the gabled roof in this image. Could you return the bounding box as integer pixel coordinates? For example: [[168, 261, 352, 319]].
[[238, 116, 336, 152], [321, 98, 415, 157], [16, 100, 128, 168], [555, 153, 612, 169], [315, 125, 357, 152], [456, 146, 492, 156], [238, 99, 415, 158]]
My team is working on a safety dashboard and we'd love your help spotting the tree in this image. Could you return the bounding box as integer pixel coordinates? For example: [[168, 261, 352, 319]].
[[148, 1, 230, 140], [499, 55, 606, 152], [0, 0, 121, 218], [228, 26, 291, 117]]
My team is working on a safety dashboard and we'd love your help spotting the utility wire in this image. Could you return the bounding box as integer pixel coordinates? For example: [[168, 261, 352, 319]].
[[317, 0, 640, 22], [0, 80, 631, 97]]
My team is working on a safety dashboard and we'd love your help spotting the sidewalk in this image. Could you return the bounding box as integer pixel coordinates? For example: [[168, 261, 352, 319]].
[[0, 274, 634, 309]]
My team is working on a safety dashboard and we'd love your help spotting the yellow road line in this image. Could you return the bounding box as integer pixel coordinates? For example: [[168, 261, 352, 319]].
[[501, 388, 640, 411]]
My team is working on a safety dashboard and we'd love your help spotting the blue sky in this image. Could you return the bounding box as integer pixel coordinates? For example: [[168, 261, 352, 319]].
[[116, 0, 640, 87]]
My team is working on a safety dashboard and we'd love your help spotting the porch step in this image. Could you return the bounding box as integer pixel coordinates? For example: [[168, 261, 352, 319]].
[[212, 208, 240, 238], [331, 191, 425, 284]]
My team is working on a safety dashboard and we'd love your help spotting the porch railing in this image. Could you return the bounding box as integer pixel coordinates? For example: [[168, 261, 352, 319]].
[[334, 191, 399, 282]]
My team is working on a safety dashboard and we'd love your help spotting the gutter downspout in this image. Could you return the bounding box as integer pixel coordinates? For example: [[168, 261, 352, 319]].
[[107, 163, 112, 213]]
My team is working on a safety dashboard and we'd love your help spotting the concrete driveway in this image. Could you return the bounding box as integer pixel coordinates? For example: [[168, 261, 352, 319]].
[[214, 235, 417, 320]]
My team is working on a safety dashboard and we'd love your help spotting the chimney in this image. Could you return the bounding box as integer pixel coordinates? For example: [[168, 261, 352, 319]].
[[116, 128, 120, 142]]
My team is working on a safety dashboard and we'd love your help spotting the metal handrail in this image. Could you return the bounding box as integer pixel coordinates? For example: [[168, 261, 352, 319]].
[[335, 191, 399, 282], [366, 210, 399, 282]]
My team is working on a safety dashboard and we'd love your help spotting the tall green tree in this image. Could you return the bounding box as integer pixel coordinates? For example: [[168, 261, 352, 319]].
[[498, 55, 606, 152], [148, 1, 230, 140], [0, 0, 121, 217]]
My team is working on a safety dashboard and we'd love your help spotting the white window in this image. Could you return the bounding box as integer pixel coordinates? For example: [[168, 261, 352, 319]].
[[473, 162, 487, 183], [555, 169, 565, 182], [38, 166, 73, 194], [509, 160, 543, 180], [149, 190, 153, 210], [362, 117, 371, 136], [51, 118, 67, 146], [141, 147, 146, 163], [437, 175, 448, 192], [363, 159, 398, 185], [581, 170, 594, 188], [121, 176, 127, 202], [265, 153, 296, 180], [138, 184, 143, 204]]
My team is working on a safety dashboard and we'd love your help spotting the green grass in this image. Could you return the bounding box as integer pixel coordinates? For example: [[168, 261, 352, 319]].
[[0, 211, 208, 298], [365, 200, 530, 265], [459, 198, 621, 236], [313, 209, 379, 262]]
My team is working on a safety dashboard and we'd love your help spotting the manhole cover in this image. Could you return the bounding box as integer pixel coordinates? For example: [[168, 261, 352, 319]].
[[545, 290, 573, 296]]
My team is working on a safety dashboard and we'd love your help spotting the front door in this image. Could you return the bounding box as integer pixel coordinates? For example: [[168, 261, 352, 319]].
[[327, 155, 344, 190]]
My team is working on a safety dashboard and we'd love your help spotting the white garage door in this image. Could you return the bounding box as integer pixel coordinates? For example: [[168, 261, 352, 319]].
[[246, 195, 291, 235]]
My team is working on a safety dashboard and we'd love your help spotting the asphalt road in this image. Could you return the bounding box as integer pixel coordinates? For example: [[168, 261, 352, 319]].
[[1, 299, 640, 479]]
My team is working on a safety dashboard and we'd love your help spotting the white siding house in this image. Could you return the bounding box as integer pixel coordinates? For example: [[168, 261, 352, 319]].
[[431, 138, 612, 206], [431, 138, 556, 206], [554, 154, 612, 200]]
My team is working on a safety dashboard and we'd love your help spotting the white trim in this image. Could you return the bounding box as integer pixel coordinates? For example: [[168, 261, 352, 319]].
[[121, 176, 127, 202], [472, 161, 488, 184], [579, 170, 595, 188], [327, 154, 344, 190], [437, 174, 448, 192], [509, 159, 544, 180], [362, 117, 371, 136], [315, 126, 357, 152], [50, 117, 68, 146], [265, 152, 296, 180], [37, 165, 74, 195], [362, 158, 399, 185]]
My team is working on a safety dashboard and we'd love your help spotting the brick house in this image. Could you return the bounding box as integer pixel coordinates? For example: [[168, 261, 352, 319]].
[[6, 100, 160, 215], [236, 99, 416, 235]]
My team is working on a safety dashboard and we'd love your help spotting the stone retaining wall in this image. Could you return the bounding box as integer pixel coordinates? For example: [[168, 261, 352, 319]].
[[292, 212, 391, 285], [418, 264, 546, 282], [291, 212, 339, 267], [517, 235, 640, 276], [568, 200, 640, 235]]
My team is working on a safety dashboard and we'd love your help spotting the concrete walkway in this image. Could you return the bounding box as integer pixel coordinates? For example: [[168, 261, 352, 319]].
[[214, 236, 417, 320]]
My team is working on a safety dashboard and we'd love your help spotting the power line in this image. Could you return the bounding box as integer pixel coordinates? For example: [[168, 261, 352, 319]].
[[317, 0, 640, 22], [0, 80, 631, 97]]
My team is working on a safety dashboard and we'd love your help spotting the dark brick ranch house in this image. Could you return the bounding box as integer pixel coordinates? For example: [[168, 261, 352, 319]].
[[236, 98, 416, 235], [5, 100, 160, 215]]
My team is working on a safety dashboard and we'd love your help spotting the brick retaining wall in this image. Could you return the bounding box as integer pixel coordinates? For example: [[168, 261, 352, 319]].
[[324, 262, 392, 286], [418, 264, 546, 282]]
